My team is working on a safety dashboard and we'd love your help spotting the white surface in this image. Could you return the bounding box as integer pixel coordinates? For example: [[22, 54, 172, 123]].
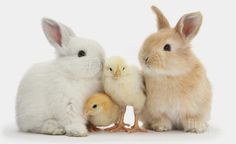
[[0, 0, 235, 143]]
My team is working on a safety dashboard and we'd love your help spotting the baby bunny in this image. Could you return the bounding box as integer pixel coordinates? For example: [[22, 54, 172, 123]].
[[139, 6, 212, 133], [16, 18, 105, 137]]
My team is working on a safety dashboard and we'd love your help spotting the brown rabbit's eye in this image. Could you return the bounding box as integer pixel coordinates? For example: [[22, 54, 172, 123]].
[[163, 44, 171, 51], [92, 104, 97, 109], [78, 50, 86, 57]]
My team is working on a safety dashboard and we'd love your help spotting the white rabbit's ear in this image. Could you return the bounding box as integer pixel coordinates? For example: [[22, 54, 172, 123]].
[[42, 18, 75, 49], [175, 12, 202, 41], [151, 6, 170, 30]]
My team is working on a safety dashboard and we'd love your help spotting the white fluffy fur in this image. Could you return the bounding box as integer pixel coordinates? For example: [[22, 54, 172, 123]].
[[16, 18, 105, 137]]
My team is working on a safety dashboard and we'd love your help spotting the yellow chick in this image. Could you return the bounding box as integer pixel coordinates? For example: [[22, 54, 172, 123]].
[[103, 56, 146, 133], [83, 93, 121, 132]]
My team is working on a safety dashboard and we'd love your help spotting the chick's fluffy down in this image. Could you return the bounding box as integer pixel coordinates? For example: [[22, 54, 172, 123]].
[[84, 93, 120, 127], [103, 65, 146, 112]]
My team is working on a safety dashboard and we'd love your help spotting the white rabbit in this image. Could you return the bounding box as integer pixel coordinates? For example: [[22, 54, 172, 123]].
[[16, 18, 105, 137]]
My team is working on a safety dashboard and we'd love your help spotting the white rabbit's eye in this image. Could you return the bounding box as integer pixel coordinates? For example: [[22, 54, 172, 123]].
[[109, 68, 113, 71], [122, 67, 125, 71], [78, 50, 86, 57], [163, 44, 171, 51]]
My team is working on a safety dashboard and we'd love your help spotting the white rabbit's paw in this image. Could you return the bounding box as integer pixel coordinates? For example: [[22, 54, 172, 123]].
[[65, 124, 88, 137], [41, 120, 66, 135], [183, 118, 208, 133], [152, 119, 172, 132]]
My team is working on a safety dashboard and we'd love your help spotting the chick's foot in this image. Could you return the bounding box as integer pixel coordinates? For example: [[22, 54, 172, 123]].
[[104, 122, 130, 131], [127, 112, 147, 133], [87, 124, 102, 132], [109, 123, 129, 132], [104, 124, 118, 131], [127, 125, 147, 133]]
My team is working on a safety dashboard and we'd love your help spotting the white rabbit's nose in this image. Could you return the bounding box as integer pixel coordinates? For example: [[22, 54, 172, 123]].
[[100, 58, 105, 65]]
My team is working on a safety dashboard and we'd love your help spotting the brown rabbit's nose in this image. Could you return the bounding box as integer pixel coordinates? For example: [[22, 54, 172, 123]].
[[145, 57, 149, 64]]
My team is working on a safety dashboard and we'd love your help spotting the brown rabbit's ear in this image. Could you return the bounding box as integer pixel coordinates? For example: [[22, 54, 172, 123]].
[[151, 6, 170, 30], [175, 12, 202, 41]]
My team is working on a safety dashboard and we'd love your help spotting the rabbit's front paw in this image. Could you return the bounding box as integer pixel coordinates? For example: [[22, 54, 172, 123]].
[[183, 118, 208, 133], [151, 118, 172, 132], [143, 122, 152, 130], [65, 124, 88, 137]]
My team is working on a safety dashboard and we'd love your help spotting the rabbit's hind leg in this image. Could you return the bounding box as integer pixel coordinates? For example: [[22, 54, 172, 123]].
[[30, 119, 65, 135], [182, 116, 208, 133]]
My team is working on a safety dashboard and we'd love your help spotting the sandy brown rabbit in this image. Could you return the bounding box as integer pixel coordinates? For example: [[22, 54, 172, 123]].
[[138, 6, 212, 133]]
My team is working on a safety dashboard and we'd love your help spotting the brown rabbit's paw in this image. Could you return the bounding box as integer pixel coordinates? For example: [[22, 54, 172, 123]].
[[151, 119, 172, 132], [183, 118, 208, 133], [142, 122, 152, 130]]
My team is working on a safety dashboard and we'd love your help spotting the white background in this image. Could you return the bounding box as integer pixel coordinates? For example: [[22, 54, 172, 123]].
[[0, 0, 235, 144]]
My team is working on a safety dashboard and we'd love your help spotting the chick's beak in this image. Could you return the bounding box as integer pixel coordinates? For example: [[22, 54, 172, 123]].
[[83, 110, 90, 118], [114, 69, 121, 80]]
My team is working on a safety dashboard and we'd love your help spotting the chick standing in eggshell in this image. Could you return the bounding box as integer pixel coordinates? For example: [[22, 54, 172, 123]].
[[103, 56, 147, 132]]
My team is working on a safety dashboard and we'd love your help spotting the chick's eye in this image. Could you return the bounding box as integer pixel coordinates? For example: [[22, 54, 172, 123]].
[[78, 50, 86, 57], [92, 104, 97, 109], [122, 67, 125, 70], [163, 44, 171, 51]]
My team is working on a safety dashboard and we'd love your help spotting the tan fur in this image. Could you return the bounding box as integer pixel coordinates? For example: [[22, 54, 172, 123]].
[[138, 6, 212, 133], [151, 6, 170, 29]]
